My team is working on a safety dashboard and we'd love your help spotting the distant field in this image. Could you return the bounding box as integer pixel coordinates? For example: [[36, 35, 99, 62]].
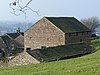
[[0, 39, 100, 75]]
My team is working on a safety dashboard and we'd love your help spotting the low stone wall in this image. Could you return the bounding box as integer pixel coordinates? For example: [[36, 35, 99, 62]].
[[0, 52, 40, 67]]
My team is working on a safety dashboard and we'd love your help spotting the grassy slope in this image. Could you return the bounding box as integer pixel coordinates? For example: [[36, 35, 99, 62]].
[[0, 39, 100, 75]]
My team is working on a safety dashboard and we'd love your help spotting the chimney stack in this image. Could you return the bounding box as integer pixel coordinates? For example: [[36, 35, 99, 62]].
[[16, 27, 20, 33]]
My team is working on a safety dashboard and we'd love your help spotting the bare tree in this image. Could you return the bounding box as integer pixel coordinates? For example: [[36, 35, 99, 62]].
[[80, 16, 100, 32], [9, 0, 39, 19]]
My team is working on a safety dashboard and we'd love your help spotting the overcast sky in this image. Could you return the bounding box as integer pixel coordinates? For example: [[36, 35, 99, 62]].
[[0, 0, 100, 22]]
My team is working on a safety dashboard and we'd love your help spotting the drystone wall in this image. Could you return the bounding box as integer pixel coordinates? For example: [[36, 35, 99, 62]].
[[0, 52, 40, 67]]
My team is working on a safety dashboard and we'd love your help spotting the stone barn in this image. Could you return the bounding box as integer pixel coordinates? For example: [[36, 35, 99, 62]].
[[24, 17, 91, 50]]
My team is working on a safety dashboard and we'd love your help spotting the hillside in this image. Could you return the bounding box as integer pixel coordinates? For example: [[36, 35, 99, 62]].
[[0, 39, 100, 75]]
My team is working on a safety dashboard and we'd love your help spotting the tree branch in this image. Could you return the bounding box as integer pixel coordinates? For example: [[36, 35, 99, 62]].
[[9, 0, 39, 18]]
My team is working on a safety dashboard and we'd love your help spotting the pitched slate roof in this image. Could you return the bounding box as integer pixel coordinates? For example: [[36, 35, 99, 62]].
[[46, 17, 90, 33], [0, 37, 7, 48], [27, 43, 92, 62], [20, 32, 24, 36], [1, 35, 11, 47], [6, 32, 24, 39]]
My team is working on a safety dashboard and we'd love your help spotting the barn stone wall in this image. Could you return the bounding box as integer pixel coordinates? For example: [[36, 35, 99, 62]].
[[65, 31, 91, 44], [24, 17, 65, 50]]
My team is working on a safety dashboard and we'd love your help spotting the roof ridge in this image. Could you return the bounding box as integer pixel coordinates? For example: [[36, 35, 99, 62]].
[[45, 16, 75, 18]]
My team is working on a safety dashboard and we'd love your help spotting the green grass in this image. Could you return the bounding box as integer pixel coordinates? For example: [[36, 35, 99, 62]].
[[0, 39, 100, 75], [91, 39, 100, 50]]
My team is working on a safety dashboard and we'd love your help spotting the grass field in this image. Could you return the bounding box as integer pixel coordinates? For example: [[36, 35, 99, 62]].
[[0, 39, 100, 75]]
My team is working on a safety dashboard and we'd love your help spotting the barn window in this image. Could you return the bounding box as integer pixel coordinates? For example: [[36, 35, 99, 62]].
[[76, 33, 78, 36], [87, 31, 89, 34], [26, 48, 31, 51], [41, 46, 46, 49], [69, 33, 71, 37], [82, 32, 84, 35], [80, 39, 83, 42]]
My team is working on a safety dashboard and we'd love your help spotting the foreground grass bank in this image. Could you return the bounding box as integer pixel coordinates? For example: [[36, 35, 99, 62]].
[[0, 39, 100, 75]]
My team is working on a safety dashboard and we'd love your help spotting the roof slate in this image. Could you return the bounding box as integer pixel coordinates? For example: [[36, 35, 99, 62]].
[[27, 43, 92, 62], [0, 37, 7, 48], [6, 32, 24, 39], [1, 35, 11, 47], [20, 32, 24, 36], [46, 17, 90, 33]]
